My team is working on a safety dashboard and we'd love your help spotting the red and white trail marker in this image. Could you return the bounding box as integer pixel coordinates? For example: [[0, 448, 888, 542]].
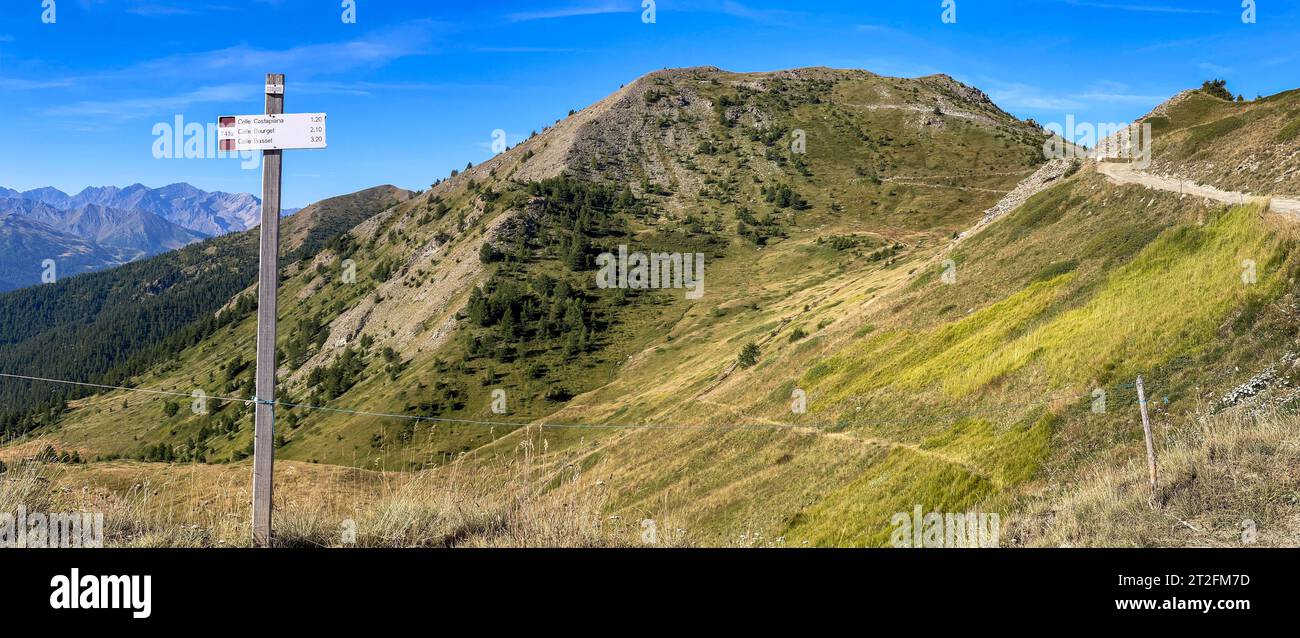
[[217, 113, 327, 152]]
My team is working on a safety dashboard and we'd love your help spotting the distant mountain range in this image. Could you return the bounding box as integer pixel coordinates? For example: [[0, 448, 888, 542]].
[[0, 198, 207, 257], [0, 214, 124, 292], [0, 183, 267, 235], [0, 183, 299, 292]]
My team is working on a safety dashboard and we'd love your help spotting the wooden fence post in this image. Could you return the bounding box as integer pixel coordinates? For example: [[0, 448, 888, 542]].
[[1136, 375, 1158, 507]]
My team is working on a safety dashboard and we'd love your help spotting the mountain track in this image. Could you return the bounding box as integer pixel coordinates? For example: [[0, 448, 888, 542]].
[[1097, 162, 1300, 217]]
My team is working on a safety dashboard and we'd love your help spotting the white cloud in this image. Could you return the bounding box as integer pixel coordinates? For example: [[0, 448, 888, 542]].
[[296, 81, 507, 97], [6, 19, 444, 116], [986, 81, 1085, 111], [1061, 0, 1220, 14], [1198, 62, 1233, 75], [1074, 80, 1165, 105], [716, 0, 803, 24], [126, 3, 195, 16], [506, 2, 631, 22], [1073, 92, 1165, 105], [981, 77, 1175, 114], [475, 47, 590, 54], [0, 77, 74, 89], [82, 20, 442, 83], [43, 83, 257, 119]]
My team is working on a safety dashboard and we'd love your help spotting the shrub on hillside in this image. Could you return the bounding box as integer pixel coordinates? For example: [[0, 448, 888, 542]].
[[1200, 79, 1234, 101]]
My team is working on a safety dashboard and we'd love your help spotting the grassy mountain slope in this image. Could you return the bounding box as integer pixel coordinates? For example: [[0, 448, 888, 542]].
[[1144, 87, 1300, 197], [6, 69, 1299, 547], [23, 67, 1044, 465], [0, 185, 411, 434]]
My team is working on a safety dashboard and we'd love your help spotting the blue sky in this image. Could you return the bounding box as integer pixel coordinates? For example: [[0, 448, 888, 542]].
[[0, 0, 1294, 208]]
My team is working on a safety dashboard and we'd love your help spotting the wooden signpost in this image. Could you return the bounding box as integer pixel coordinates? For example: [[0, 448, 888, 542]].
[[222, 74, 328, 546], [218, 113, 327, 151]]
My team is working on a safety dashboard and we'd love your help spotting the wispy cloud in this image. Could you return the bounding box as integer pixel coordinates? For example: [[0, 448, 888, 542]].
[[984, 78, 1168, 115], [1061, 0, 1221, 14], [297, 81, 508, 97], [1134, 33, 1224, 53], [126, 3, 195, 16], [85, 20, 443, 83], [1073, 80, 1165, 105], [1073, 91, 1166, 104], [0, 77, 74, 90], [506, 1, 631, 22], [475, 46, 590, 54], [1262, 54, 1297, 67], [986, 81, 1085, 111], [3, 20, 442, 101], [43, 83, 257, 119], [5, 19, 449, 127], [716, 0, 803, 25], [1199, 61, 1233, 75]]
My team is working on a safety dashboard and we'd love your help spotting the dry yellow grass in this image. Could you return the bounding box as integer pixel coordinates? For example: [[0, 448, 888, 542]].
[[1014, 406, 1300, 547], [1, 428, 684, 547]]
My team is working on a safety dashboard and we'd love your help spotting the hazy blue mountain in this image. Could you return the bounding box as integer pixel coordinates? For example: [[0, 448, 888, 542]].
[[0, 198, 67, 229], [0, 182, 308, 292], [2, 183, 265, 236], [0, 198, 206, 260], [0, 214, 125, 291], [17, 186, 76, 209], [50, 204, 207, 258]]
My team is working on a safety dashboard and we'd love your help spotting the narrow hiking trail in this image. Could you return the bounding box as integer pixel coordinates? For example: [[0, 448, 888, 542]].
[[880, 177, 1011, 195], [692, 398, 995, 483], [1097, 162, 1300, 216]]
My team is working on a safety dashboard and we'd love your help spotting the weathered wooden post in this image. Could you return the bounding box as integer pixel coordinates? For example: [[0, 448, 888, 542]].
[[251, 73, 285, 546], [216, 75, 326, 546], [1136, 375, 1158, 507]]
